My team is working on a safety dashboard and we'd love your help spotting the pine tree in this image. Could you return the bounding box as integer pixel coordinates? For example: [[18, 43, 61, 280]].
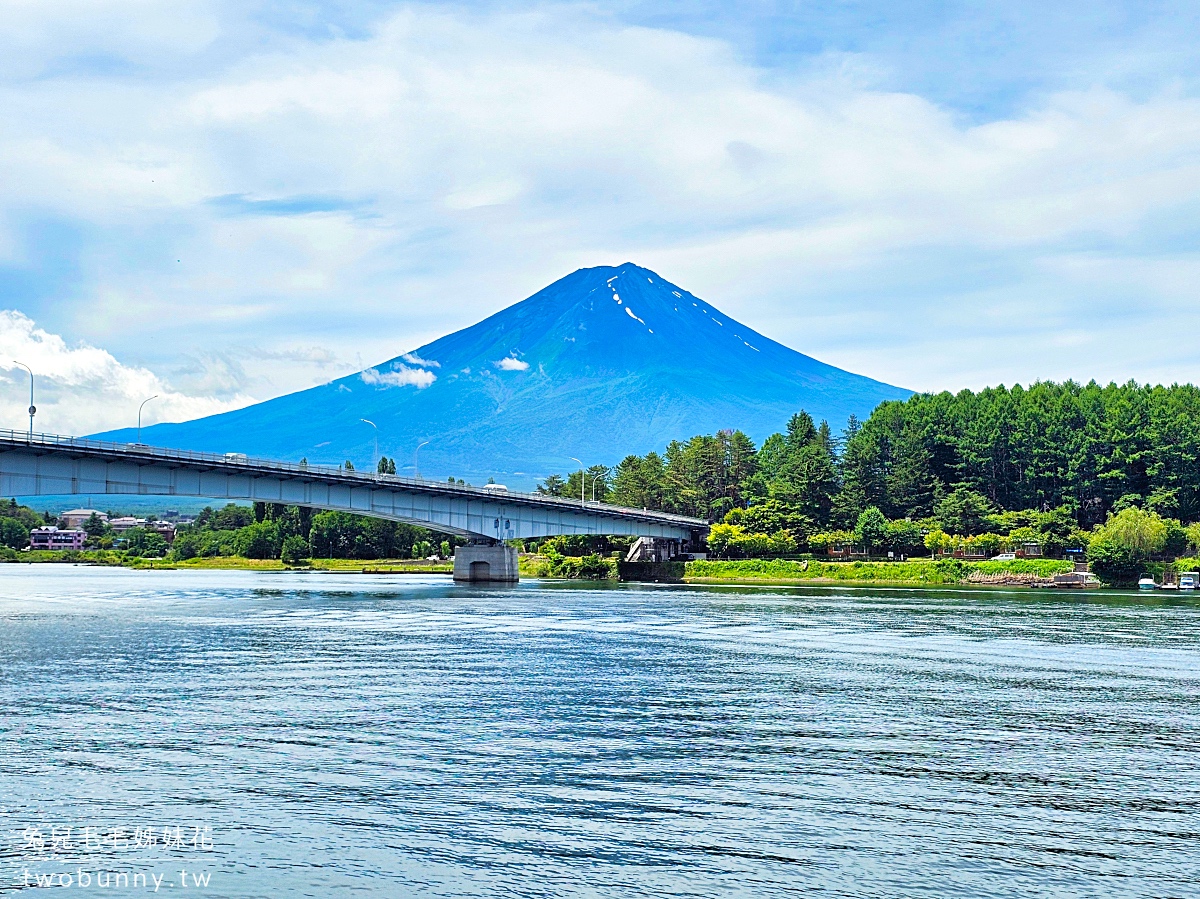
[[537, 474, 567, 496], [770, 411, 838, 525], [884, 426, 937, 518]]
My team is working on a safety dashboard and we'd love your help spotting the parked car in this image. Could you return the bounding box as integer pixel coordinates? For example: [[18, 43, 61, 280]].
[[990, 552, 1016, 561]]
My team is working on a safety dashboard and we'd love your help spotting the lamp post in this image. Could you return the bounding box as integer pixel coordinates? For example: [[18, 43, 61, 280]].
[[12, 361, 33, 438], [137, 395, 158, 444], [591, 472, 606, 504], [414, 440, 430, 480], [570, 457, 584, 506], [360, 419, 379, 471]]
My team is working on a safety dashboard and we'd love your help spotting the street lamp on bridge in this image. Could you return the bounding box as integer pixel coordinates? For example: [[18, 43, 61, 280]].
[[137, 395, 158, 444], [570, 457, 584, 506], [414, 440, 430, 480], [12, 361, 34, 438], [591, 471, 607, 504], [360, 418, 378, 470]]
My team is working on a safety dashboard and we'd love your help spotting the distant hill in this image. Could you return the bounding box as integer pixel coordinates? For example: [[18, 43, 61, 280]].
[[95, 263, 910, 485]]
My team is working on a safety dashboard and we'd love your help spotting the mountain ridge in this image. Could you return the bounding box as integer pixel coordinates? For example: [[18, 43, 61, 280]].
[[95, 264, 910, 485]]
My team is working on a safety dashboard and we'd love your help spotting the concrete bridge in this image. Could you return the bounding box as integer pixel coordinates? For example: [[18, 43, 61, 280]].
[[0, 430, 706, 582]]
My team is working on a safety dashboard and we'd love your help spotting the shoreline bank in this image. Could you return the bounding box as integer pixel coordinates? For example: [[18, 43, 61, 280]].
[[2, 552, 453, 574], [7, 553, 1189, 594]]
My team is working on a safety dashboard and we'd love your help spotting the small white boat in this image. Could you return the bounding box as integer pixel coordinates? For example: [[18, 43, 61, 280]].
[[1138, 577, 1156, 591], [1159, 582, 1179, 591], [1179, 573, 1196, 591]]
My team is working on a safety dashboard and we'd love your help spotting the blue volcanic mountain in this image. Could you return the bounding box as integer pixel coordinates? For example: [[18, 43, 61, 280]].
[[99, 264, 910, 485]]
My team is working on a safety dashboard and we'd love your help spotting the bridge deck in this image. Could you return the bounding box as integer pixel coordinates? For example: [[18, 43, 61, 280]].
[[0, 430, 707, 542]]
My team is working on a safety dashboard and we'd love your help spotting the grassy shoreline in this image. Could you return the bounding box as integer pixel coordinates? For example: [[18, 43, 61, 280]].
[[681, 576, 1033, 590], [156, 557, 452, 573], [3, 552, 453, 573], [0, 552, 1126, 591], [683, 558, 1074, 587]]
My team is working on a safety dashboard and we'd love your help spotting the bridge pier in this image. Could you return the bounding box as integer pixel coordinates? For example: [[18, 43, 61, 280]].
[[453, 543, 519, 583]]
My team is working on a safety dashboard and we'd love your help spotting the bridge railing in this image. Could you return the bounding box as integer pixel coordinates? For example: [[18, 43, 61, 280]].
[[0, 428, 705, 528]]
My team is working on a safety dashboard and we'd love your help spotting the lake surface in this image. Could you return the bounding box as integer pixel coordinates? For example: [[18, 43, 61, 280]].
[[1, 566, 1198, 897]]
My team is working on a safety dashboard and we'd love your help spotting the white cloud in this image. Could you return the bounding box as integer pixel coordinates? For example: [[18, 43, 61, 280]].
[[495, 356, 529, 371], [0, 2, 1197, 413], [444, 179, 524, 211], [400, 352, 440, 368], [168, 345, 345, 401], [360, 365, 436, 389], [0, 0, 221, 81], [0, 310, 250, 435]]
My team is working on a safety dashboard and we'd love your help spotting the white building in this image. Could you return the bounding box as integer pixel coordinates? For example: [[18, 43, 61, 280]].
[[108, 516, 146, 533], [61, 508, 107, 529]]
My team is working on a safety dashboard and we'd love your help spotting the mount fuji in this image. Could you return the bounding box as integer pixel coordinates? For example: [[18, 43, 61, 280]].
[[97, 264, 910, 485]]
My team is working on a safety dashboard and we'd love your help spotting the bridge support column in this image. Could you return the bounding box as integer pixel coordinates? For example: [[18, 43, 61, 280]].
[[453, 543, 519, 583]]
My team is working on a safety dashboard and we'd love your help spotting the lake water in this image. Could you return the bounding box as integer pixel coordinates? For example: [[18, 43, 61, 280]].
[[1, 566, 1197, 897]]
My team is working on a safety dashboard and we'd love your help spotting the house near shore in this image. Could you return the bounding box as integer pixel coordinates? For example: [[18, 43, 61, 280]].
[[109, 517, 177, 544], [827, 542, 867, 559], [30, 527, 86, 551]]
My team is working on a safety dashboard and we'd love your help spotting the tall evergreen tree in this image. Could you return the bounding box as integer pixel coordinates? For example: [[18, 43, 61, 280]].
[[884, 426, 937, 519], [770, 410, 838, 525], [609, 453, 666, 510]]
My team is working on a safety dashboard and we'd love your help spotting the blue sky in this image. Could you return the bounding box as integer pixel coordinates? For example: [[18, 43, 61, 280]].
[[1, 0, 1199, 434]]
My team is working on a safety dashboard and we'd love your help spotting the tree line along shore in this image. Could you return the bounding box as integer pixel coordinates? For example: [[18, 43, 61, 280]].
[[4, 381, 1200, 588]]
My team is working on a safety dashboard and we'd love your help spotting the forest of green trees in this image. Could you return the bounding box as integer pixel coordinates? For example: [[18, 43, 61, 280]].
[[538, 381, 1200, 582], [0, 499, 50, 554], [0, 498, 450, 564], [170, 502, 448, 563]]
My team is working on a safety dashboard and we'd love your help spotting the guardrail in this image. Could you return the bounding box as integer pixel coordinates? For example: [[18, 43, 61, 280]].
[[0, 428, 706, 528]]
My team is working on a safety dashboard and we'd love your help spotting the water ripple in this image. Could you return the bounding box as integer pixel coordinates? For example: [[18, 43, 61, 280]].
[[1, 567, 1198, 897]]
